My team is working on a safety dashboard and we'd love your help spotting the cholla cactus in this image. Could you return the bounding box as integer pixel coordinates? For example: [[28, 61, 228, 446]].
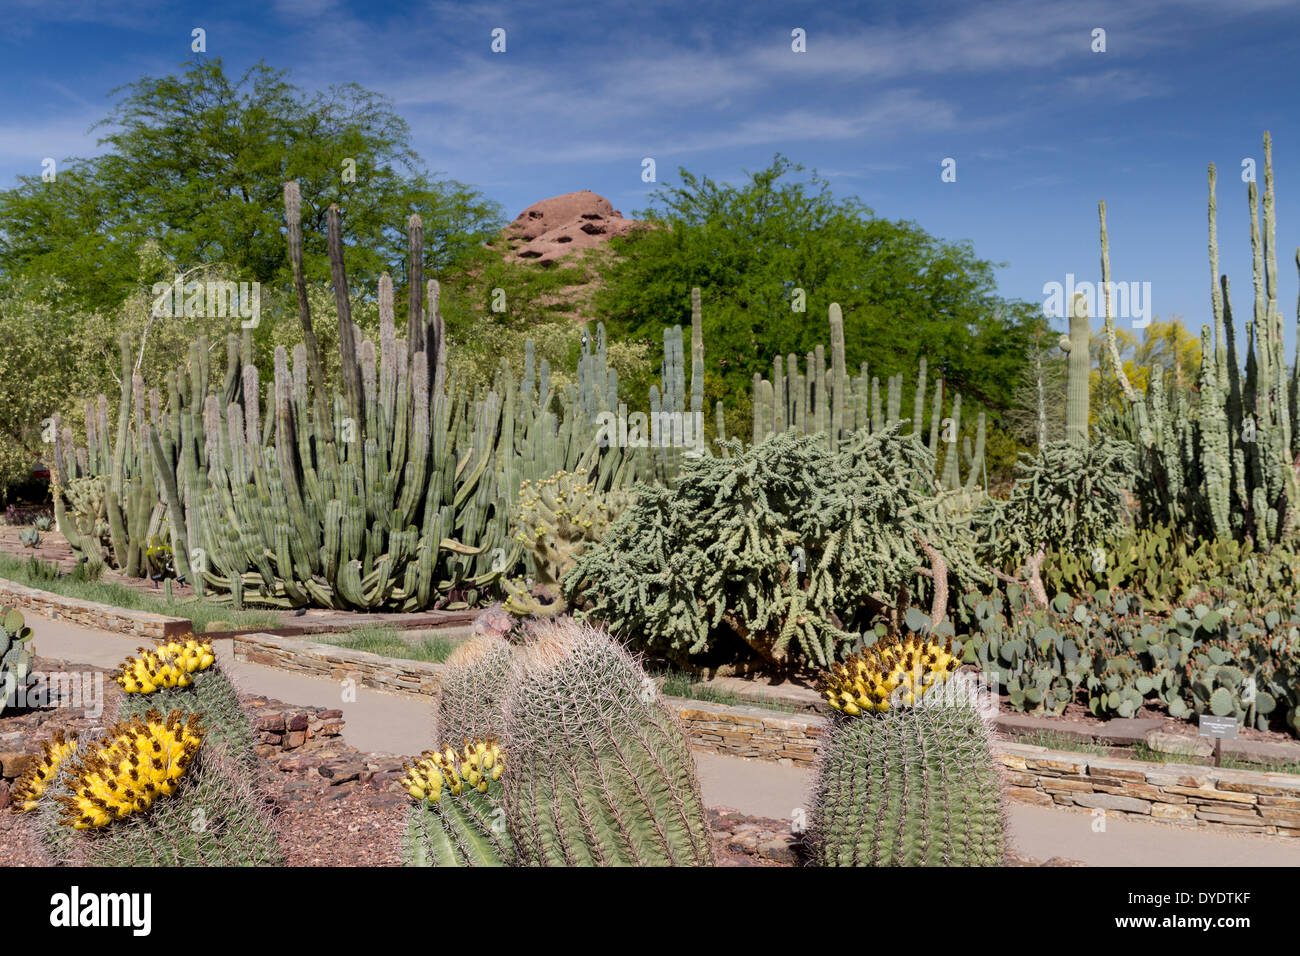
[[400, 737, 511, 867], [975, 438, 1133, 606], [503, 618, 713, 866], [502, 470, 627, 618], [10, 730, 78, 813], [53, 710, 203, 829], [808, 636, 1005, 866]]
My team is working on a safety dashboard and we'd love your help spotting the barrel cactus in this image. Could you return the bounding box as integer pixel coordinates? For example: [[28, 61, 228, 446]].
[[400, 737, 511, 866], [503, 618, 713, 866], [807, 635, 1006, 866], [0, 607, 35, 716], [436, 633, 515, 744], [113, 637, 256, 770], [37, 708, 282, 866]]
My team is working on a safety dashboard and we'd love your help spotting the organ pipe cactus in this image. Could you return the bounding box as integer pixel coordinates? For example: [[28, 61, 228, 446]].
[[749, 304, 987, 490], [1117, 133, 1300, 545], [502, 618, 713, 866], [807, 635, 1006, 866], [58, 184, 685, 610]]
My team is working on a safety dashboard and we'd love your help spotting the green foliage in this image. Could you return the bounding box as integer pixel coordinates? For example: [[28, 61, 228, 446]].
[[567, 426, 985, 670], [0, 58, 501, 315], [0, 606, 35, 716], [502, 618, 712, 866], [594, 155, 1038, 440], [808, 679, 1005, 866]]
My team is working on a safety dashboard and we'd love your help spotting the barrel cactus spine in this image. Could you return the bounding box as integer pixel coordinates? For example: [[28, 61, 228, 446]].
[[807, 634, 1006, 866]]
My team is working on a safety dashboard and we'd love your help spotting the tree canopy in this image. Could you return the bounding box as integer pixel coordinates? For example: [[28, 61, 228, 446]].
[[0, 58, 503, 315], [592, 155, 1040, 433]]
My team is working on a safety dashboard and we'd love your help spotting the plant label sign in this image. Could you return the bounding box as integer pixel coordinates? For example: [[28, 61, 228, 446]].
[[1198, 715, 1238, 739]]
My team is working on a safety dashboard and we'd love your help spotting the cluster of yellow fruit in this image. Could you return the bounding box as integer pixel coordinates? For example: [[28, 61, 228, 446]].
[[400, 737, 504, 805], [10, 729, 79, 813], [114, 637, 216, 694], [54, 709, 203, 829], [821, 635, 961, 715]]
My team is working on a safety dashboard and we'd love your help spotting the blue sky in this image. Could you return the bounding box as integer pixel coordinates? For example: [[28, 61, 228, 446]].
[[2, 0, 1298, 348]]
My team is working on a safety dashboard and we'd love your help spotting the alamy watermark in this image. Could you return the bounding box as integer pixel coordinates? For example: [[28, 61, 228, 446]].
[[1042, 272, 1151, 328], [151, 275, 261, 328], [2, 670, 104, 718], [595, 407, 706, 457]]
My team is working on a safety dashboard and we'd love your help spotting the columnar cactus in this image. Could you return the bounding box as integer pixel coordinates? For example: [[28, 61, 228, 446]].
[[502, 619, 713, 866], [1123, 133, 1300, 545], [807, 636, 1006, 866], [1063, 292, 1091, 446], [749, 304, 986, 489]]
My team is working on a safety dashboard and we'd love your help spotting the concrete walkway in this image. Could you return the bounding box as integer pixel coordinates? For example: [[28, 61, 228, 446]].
[[27, 611, 1300, 866], [27, 614, 435, 755]]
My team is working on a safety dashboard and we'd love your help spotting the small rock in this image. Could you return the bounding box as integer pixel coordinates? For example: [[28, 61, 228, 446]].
[[0, 752, 35, 779], [1145, 730, 1213, 758], [287, 714, 310, 732], [727, 831, 760, 854], [284, 731, 308, 749], [0, 780, 10, 810], [255, 714, 286, 734], [757, 837, 798, 864], [318, 709, 343, 720]]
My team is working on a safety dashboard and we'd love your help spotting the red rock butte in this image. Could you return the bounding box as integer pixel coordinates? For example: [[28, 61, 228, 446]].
[[503, 190, 648, 265]]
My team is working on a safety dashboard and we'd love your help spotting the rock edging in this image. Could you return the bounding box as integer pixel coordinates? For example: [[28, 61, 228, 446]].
[[0, 577, 191, 640]]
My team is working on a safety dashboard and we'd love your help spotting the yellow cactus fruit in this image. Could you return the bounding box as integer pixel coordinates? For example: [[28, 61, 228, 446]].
[[54, 709, 203, 829], [10, 729, 79, 813], [820, 635, 961, 715], [113, 637, 216, 694], [398, 736, 504, 806]]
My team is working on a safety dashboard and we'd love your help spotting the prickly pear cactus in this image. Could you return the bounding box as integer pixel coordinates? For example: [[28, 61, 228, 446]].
[[808, 635, 1006, 866], [0, 607, 35, 716]]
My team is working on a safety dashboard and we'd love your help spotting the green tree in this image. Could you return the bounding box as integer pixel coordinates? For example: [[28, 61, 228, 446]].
[[593, 156, 1038, 435], [0, 58, 503, 316]]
